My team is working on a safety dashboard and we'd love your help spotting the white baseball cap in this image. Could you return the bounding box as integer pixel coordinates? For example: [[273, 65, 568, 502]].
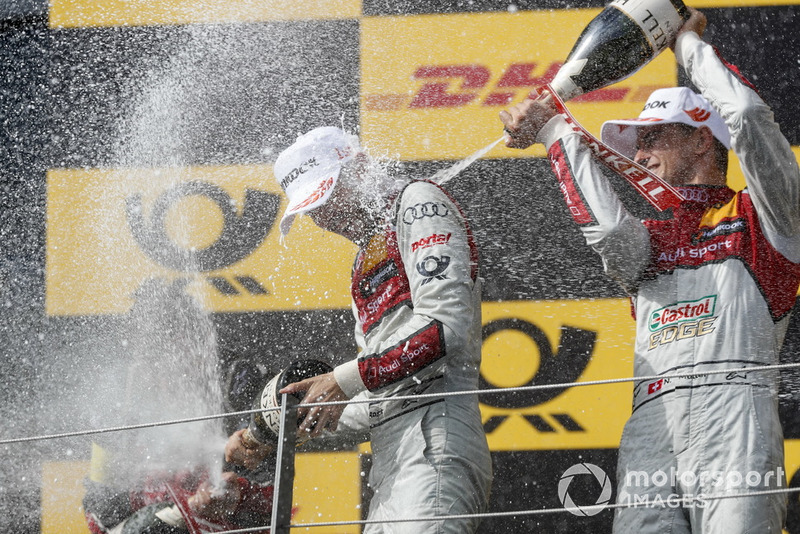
[[273, 126, 360, 235], [600, 87, 731, 160]]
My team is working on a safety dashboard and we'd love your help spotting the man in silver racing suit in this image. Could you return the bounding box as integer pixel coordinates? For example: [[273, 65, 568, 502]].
[[500, 8, 800, 533], [260, 126, 492, 533]]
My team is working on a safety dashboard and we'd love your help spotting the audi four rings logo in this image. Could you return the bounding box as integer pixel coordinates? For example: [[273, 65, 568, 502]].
[[675, 187, 711, 203], [402, 202, 449, 224], [416, 255, 450, 284]]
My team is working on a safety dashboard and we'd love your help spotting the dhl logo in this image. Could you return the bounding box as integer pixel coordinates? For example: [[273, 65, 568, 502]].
[[365, 62, 663, 111]]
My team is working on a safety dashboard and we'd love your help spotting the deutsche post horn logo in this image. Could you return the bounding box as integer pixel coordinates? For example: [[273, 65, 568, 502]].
[[478, 318, 596, 409], [415, 255, 450, 284], [126, 181, 279, 272]]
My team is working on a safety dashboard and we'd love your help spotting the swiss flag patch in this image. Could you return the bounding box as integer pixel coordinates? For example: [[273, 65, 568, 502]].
[[648, 379, 664, 394]]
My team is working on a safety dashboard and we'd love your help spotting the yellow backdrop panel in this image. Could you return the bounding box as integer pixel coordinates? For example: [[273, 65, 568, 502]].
[[41, 452, 362, 534], [480, 299, 636, 450], [49, 0, 362, 28], [360, 9, 679, 162], [46, 165, 357, 316]]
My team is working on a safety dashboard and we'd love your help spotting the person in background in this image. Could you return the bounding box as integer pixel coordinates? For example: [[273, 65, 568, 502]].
[[500, 7, 800, 533], [84, 358, 276, 534], [83, 454, 273, 534]]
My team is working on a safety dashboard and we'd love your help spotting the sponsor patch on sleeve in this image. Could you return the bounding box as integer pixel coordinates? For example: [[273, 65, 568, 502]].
[[548, 141, 595, 225]]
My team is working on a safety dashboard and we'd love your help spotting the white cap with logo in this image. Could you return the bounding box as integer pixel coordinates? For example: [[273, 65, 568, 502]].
[[273, 126, 360, 235], [600, 87, 731, 160]]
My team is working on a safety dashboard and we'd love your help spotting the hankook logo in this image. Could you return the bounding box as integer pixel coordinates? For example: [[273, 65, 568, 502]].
[[280, 156, 319, 189]]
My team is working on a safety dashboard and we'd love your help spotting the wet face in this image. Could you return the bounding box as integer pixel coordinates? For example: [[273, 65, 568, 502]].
[[633, 123, 700, 186], [306, 164, 376, 245]]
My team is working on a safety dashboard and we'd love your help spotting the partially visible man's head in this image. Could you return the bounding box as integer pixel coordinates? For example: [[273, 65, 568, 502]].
[[273, 126, 361, 236], [601, 87, 731, 182], [274, 127, 405, 243]]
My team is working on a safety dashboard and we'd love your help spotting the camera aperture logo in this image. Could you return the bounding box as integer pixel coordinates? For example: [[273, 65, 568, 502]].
[[558, 463, 613, 516]]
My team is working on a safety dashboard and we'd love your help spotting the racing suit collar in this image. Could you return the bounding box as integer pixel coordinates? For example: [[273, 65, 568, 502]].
[[675, 184, 735, 208]]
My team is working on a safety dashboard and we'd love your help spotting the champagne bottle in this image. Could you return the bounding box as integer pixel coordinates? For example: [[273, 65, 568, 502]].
[[550, 0, 690, 101], [245, 359, 333, 445]]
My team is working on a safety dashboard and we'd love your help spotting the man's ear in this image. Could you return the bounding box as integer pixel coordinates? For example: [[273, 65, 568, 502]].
[[350, 152, 371, 182], [355, 152, 369, 169], [694, 125, 715, 155]]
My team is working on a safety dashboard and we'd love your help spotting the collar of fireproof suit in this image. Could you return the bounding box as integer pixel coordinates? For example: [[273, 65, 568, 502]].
[[600, 87, 731, 160], [674, 184, 734, 208], [273, 126, 360, 237]]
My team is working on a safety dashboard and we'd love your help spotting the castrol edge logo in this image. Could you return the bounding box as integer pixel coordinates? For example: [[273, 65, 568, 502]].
[[360, 10, 678, 161], [649, 296, 717, 332]]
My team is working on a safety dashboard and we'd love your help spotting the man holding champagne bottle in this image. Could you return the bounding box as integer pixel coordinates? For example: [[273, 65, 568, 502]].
[[226, 126, 493, 533], [501, 7, 800, 533]]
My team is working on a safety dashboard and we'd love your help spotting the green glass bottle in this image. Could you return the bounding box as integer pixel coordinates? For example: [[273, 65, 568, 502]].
[[550, 0, 690, 100], [246, 359, 333, 445]]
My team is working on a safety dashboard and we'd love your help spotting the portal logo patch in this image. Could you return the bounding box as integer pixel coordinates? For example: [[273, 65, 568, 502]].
[[411, 232, 451, 252]]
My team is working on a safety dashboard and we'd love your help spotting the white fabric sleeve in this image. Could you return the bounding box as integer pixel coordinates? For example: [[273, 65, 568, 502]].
[[539, 115, 652, 292], [333, 359, 363, 399], [154, 505, 186, 527], [675, 30, 800, 261], [394, 181, 477, 356]]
